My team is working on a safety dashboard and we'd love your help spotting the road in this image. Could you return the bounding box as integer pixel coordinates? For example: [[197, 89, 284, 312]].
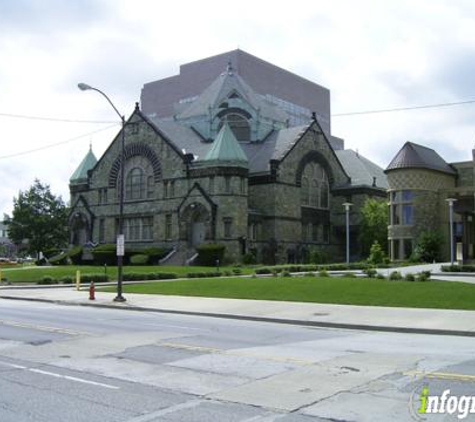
[[1, 299, 475, 421]]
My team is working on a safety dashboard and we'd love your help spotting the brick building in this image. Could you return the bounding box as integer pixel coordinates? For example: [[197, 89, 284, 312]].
[[69, 50, 387, 264]]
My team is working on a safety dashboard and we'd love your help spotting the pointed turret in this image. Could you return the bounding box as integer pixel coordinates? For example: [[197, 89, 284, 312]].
[[70, 146, 97, 184], [201, 123, 248, 167]]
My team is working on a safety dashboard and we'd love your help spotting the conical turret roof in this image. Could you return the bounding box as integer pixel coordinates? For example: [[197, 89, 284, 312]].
[[70, 146, 97, 184], [202, 123, 248, 167]]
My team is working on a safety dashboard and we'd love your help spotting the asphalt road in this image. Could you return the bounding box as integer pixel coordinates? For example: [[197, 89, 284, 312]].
[[1, 299, 475, 421]]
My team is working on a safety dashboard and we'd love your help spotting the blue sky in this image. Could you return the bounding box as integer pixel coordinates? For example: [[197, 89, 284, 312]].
[[1, 0, 475, 216]]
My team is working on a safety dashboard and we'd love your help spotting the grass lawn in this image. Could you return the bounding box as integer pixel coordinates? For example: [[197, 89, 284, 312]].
[[0, 264, 252, 283], [104, 276, 475, 311]]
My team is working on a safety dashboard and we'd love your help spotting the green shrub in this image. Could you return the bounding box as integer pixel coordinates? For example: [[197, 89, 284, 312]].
[[43, 248, 60, 259], [141, 247, 168, 264], [281, 270, 292, 277], [68, 246, 83, 265], [405, 273, 416, 281], [416, 272, 429, 282], [318, 269, 329, 277], [367, 241, 386, 265], [345, 272, 357, 278], [196, 244, 226, 266], [187, 272, 222, 278], [81, 273, 109, 283], [376, 273, 386, 279], [60, 276, 73, 284], [224, 270, 232, 276], [389, 271, 402, 280], [232, 268, 242, 275], [364, 268, 377, 278], [130, 254, 150, 265], [411, 231, 443, 263], [242, 253, 257, 265], [122, 273, 145, 281], [92, 244, 116, 266], [308, 247, 330, 264], [49, 252, 69, 266], [255, 267, 272, 274], [38, 276, 58, 285]]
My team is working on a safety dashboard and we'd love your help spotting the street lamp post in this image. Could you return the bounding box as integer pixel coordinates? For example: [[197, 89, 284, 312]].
[[446, 198, 457, 265], [78, 83, 126, 302], [343, 202, 352, 265]]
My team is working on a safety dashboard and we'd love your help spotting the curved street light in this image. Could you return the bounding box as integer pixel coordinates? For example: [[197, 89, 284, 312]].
[[78, 83, 126, 302]]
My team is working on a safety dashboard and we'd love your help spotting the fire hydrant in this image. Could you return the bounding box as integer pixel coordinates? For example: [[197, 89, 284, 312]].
[[89, 281, 95, 300]]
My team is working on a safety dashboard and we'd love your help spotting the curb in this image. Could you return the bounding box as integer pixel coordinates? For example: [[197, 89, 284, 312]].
[[1, 294, 474, 338]]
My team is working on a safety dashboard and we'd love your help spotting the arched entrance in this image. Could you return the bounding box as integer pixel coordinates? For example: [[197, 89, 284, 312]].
[[70, 212, 90, 246], [180, 203, 212, 247]]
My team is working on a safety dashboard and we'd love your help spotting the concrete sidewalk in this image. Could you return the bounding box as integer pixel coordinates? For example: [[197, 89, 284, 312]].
[[1, 285, 475, 337]]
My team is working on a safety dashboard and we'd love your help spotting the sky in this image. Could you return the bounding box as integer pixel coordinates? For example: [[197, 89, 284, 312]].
[[1, 0, 475, 217]]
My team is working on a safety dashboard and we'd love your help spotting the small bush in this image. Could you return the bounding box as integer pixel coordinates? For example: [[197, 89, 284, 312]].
[[81, 273, 109, 283], [195, 244, 226, 266], [404, 273, 416, 281], [232, 268, 242, 275], [49, 252, 69, 266], [68, 246, 83, 265], [38, 276, 58, 285], [224, 270, 232, 276], [318, 269, 329, 277], [345, 272, 357, 278], [92, 244, 116, 266], [364, 268, 377, 278], [141, 247, 168, 264], [389, 271, 402, 280], [412, 231, 443, 263], [376, 273, 386, 279], [416, 272, 429, 282], [122, 273, 144, 281], [60, 276, 73, 284], [281, 270, 292, 277], [367, 241, 386, 265], [255, 267, 272, 274], [130, 254, 150, 266], [242, 253, 257, 265]]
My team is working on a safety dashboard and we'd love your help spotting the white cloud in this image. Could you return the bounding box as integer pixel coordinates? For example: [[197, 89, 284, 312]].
[[1, 0, 475, 216]]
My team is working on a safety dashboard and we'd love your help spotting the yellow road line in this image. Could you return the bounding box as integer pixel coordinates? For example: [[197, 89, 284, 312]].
[[0, 319, 90, 336], [405, 370, 475, 382]]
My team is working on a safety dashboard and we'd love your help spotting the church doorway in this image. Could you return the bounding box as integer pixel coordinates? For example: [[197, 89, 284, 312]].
[[181, 202, 212, 247]]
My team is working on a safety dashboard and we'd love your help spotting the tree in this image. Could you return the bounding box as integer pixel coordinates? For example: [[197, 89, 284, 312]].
[[5, 180, 69, 257], [358, 198, 388, 258]]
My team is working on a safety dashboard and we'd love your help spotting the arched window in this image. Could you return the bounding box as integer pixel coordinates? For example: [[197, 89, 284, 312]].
[[300, 162, 330, 209], [125, 168, 145, 200], [320, 172, 329, 209], [300, 177, 309, 205], [218, 112, 251, 142]]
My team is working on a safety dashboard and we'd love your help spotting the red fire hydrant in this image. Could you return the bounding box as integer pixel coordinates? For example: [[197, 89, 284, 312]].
[[89, 281, 95, 300]]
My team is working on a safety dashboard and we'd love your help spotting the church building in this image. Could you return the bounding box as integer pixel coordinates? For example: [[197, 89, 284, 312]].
[[69, 50, 387, 264]]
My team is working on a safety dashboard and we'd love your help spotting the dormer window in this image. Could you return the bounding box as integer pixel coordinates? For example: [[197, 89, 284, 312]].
[[218, 111, 251, 142]]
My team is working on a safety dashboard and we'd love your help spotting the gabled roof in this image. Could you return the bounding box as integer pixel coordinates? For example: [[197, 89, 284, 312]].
[[386, 141, 456, 175], [176, 67, 288, 123], [201, 122, 248, 167], [335, 149, 388, 189], [70, 147, 97, 184]]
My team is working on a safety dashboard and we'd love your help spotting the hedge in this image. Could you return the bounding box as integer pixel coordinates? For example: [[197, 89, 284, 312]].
[[196, 244, 226, 266]]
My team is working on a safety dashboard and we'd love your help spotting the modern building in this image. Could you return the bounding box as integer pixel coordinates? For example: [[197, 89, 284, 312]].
[[386, 142, 474, 262], [69, 50, 387, 264]]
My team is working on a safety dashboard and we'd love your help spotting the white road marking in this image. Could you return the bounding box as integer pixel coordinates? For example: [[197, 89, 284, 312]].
[[125, 399, 203, 422], [0, 359, 119, 389], [0, 361, 27, 369]]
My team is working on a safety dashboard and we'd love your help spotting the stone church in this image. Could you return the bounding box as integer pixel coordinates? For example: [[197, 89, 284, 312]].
[[69, 50, 387, 264]]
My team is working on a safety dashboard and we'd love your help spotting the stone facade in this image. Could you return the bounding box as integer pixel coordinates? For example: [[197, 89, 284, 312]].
[[69, 55, 387, 264], [386, 143, 475, 262]]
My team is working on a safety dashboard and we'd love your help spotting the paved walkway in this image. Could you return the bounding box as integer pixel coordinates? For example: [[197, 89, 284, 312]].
[[1, 281, 475, 337]]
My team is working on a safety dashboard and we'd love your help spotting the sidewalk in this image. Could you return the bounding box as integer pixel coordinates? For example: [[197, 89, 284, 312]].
[[1, 284, 475, 337]]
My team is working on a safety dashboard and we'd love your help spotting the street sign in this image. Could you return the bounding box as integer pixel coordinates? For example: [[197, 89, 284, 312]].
[[117, 234, 125, 256]]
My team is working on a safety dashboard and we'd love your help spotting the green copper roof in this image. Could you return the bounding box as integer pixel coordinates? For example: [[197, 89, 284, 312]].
[[70, 147, 97, 184], [202, 123, 248, 167]]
